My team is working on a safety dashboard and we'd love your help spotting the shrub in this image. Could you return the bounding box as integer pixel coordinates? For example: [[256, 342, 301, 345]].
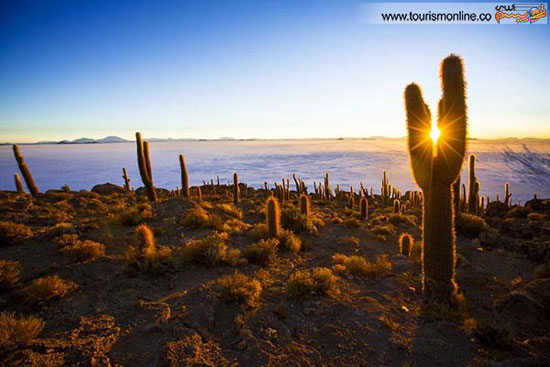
[[53, 234, 79, 247], [344, 218, 360, 228], [388, 213, 418, 227], [112, 203, 153, 226], [278, 230, 301, 253], [372, 224, 396, 236], [0, 221, 32, 246], [456, 213, 488, 238], [23, 274, 77, 303], [179, 232, 240, 266], [505, 206, 531, 219], [285, 267, 339, 299], [245, 239, 279, 265], [0, 312, 44, 351], [221, 218, 251, 235], [181, 206, 223, 229], [216, 203, 243, 219], [49, 222, 76, 237], [216, 272, 262, 309], [0, 260, 21, 289], [332, 254, 391, 279], [61, 240, 105, 263]]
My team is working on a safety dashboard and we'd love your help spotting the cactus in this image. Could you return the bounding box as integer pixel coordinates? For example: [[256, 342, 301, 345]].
[[393, 199, 401, 214], [122, 168, 131, 191], [348, 186, 355, 209], [196, 186, 202, 202], [452, 176, 461, 216], [177, 155, 189, 197], [324, 173, 331, 200], [266, 197, 281, 238], [399, 233, 414, 256], [504, 183, 512, 207], [359, 197, 369, 220], [12, 145, 39, 194], [404, 54, 467, 302], [233, 173, 240, 205], [381, 171, 390, 204], [135, 132, 157, 202], [299, 194, 311, 219], [467, 154, 478, 213], [293, 173, 301, 196], [135, 224, 155, 259], [14, 173, 25, 193]]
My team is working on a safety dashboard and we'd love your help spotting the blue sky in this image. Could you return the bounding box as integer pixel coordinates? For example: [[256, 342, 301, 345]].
[[0, 0, 548, 142]]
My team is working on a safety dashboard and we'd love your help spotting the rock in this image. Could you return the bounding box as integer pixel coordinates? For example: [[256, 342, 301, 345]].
[[91, 183, 128, 196], [495, 278, 550, 336]]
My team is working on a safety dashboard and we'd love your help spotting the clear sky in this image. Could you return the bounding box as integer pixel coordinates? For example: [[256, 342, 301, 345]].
[[1, 0, 548, 143]]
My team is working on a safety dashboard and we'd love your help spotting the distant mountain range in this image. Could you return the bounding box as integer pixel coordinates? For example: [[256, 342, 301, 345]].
[[1, 135, 548, 146]]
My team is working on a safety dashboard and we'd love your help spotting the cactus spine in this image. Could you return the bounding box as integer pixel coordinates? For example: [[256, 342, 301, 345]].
[[122, 168, 131, 191], [12, 145, 39, 194], [179, 154, 190, 198], [359, 197, 369, 220], [299, 194, 310, 219], [135, 132, 157, 202], [405, 55, 467, 302], [452, 176, 460, 216], [233, 173, 240, 205], [266, 197, 281, 238], [14, 173, 25, 193]]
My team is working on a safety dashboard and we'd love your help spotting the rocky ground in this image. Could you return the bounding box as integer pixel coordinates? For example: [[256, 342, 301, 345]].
[[0, 183, 549, 367]]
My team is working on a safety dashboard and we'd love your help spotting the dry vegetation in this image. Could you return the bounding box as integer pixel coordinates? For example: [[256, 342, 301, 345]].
[[0, 185, 549, 366]]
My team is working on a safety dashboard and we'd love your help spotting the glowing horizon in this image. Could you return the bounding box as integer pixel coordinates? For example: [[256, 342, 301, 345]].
[[1, 1, 548, 143]]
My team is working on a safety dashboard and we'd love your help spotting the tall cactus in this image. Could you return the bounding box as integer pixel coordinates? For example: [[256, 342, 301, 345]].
[[179, 154, 190, 198], [135, 132, 157, 202], [504, 182, 512, 207], [359, 197, 369, 220], [14, 173, 25, 193], [122, 168, 131, 191], [299, 194, 310, 219], [404, 54, 467, 303], [233, 173, 240, 205], [467, 154, 478, 213], [266, 196, 281, 238], [381, 171, 391, 204], [12, 145, 39, 194]]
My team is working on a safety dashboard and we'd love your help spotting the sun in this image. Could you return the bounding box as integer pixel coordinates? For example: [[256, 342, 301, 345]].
[[430, 125, 441, 144]]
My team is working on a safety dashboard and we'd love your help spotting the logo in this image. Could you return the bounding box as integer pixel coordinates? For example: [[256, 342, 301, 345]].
[[495, 3, 547, 23]]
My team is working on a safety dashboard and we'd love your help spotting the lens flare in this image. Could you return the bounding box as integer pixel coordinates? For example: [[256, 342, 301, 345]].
[[430, 126, 441, 144]]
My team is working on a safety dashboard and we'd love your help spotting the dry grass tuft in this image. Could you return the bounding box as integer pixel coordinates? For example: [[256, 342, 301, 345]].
[[245, 238, 279, 265], [179, 232, 241, 266], [332, 254, 391, 279], [111, 203, 153, 226], [181, 206, 223, 229], [0, 312, 44, 351], [216, 203, 243, 219], [285, 267, 339, 299], [0, 260, 22, 289], [0, 221, 33, 246], [278, 230, 301, 253], [216, 272, 262, 309], [221, 218, 251, 235], [49, 222, 76, 237], [61, 240, 105, 263], [23, 274, 77, 303], [456, 213, 488, 238]]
